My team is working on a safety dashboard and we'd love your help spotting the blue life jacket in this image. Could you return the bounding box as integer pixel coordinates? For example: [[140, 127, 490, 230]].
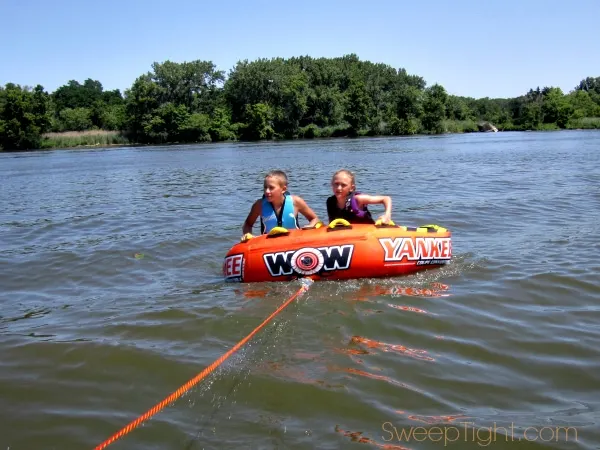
[[260, 193, 299, 233]]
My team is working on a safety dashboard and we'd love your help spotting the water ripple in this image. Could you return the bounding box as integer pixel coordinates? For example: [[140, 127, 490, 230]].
[[1, 131, 600, 449]]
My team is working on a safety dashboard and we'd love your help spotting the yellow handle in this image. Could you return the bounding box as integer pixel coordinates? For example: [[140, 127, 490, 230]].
[[302, 221, 324, 230], [267, 226, 289, 236], [328, 218, 351, 228], [375, 219, 396, 226], [240, 233, 254, 243], [417, 224, 447, 232]]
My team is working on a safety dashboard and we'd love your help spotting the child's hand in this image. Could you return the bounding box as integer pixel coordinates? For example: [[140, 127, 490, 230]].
[[377, 213, 392, 224], [302, 220, 323, 230], [240, 233, 254, 242]]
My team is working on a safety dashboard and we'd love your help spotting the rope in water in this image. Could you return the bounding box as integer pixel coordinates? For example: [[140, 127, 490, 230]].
[[93, 278, 313, 450]]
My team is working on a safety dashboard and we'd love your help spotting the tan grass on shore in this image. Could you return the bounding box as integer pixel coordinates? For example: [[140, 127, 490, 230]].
[[43, 130, 120, 138]]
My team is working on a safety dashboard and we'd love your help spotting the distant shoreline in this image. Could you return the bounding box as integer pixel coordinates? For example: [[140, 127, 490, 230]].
[[2, 127, 599, 153]]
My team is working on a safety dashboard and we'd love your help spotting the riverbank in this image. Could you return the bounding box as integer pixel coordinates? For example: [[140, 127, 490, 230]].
[[2, 117, 598, 152], [36, 126, 478, 151]]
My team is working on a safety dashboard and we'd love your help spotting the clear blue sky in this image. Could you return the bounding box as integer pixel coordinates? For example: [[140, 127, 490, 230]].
[[1, 0, 598, 99]]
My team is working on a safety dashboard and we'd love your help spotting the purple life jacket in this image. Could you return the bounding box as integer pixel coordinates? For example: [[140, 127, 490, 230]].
[[345, 191, 368, 218]]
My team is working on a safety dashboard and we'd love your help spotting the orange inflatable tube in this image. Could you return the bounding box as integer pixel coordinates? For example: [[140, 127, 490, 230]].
[[223, 219, 452, 283]]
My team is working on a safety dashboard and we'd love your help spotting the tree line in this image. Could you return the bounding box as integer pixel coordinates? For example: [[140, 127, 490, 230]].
[[1, 54, 599, 150]]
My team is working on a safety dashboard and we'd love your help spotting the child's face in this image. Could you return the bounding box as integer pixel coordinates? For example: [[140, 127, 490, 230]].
[[263, 176, 286, 202], [331, 173, 354, 199]]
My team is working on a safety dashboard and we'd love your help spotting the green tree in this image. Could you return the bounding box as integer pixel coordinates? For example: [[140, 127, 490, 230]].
[[522, 102, 543, 129], [52, 79, 105, 111], [0, 84, 51, 150], [567, 90, 600, 118], [151, 60, 225, 113], [422, 84, 447, 133], [576, 77, 600, 95], [51, 79, 125, 130], [305, 86, 343, 127], [393, 84, 423, 121], [179, 112, 211, 142], [58, 107, 93, 131], [124, 74, 163, 141], [275, 72, 309, 137], [208, 106, 235, 141], [344, 80, 370, 134], [541, 87, 573, 127], [239, 103, 274, 140], [446, 96, 472, 121], [125, 61, 224, 143], [98, 104, 126, 130]]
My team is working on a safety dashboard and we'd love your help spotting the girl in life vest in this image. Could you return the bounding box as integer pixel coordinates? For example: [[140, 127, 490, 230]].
[[242, 170, 320, 240], [326, 169, 393, 225]]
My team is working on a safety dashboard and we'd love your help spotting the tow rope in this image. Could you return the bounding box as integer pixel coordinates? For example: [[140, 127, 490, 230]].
[[93, 278, 313, 450]]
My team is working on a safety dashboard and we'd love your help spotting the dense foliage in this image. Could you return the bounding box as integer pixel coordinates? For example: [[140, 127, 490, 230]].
[[1, 55, 599, 150]]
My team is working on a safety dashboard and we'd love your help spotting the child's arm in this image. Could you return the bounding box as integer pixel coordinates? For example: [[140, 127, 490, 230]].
[[293, 196, 320, 228], [355, 194, 393, 223], [326, 196, 337, 223], [242, 199, 262, 235]]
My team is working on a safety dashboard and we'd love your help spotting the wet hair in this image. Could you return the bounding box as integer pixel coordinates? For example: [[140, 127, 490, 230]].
[[332, 169, 356, 186], [264, 170, 288, 188]]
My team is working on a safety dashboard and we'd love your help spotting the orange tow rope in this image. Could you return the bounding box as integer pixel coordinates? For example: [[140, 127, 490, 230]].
[[94, 279, 313, 450]]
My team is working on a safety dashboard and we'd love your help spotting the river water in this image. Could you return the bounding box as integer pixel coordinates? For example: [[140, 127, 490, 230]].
[[1, 131, 599, 450]]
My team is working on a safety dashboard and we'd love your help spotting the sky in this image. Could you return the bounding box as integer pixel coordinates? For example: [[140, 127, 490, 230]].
[[1, 0, 598, 99]]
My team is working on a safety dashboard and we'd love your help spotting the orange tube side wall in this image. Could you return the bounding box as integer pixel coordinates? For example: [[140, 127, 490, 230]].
[[223, 224, 452, 283]]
